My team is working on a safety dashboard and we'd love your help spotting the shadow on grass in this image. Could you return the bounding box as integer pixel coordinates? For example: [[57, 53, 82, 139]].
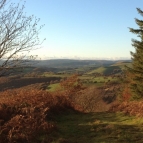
[[0, 77, 61, 91], [50, 111, 143, 143], [102, 94, 117, 104]]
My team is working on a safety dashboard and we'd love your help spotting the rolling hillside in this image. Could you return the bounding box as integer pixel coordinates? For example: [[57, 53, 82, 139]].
[[86, 61, 131, 75]]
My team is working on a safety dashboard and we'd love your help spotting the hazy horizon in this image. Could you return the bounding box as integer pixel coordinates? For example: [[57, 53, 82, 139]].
[[36, 57, 131, 61]]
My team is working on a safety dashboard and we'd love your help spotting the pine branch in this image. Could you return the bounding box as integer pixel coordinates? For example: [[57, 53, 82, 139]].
[[137, 8, 143, 16]]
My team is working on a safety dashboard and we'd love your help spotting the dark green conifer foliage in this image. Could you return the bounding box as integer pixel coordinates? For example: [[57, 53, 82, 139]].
[[129, 8, 143, 99]]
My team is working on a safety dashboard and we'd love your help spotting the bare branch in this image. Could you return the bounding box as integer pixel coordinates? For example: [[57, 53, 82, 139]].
[[0, 1, 45, 76], [0, 0, 6, 9]]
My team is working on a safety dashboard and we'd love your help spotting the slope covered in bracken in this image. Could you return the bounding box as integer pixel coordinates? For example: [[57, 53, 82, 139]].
[[0, 88, 73, 143], [110, 101, 143, 117], [1, 74, 142, 142]]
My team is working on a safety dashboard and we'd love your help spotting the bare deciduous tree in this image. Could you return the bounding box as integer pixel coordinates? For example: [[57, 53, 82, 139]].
[[0, 0, 6, 9], [0, 0, 45, 76]]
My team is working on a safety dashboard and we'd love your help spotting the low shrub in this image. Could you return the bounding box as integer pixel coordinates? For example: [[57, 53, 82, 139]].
[[110, 101, 143, 117], [0, 89, 72, 143]]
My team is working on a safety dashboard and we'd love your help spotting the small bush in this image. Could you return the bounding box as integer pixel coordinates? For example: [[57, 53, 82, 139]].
[[110, 101, 143, 117]]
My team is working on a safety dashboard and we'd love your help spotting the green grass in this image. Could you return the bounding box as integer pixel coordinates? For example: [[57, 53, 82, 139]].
[[47, 83, 60, 92], [86, 66, 121, 75], [87, 67, 106, 75], [111, 62, 132, 69], [80, 75, 120, 87], [50, 110, 143, 143], [86, 62, 132, 76], [93, 76, 118, 82], [43, 73, 66, 78]]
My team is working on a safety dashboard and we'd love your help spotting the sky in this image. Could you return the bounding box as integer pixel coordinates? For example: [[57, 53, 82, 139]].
[[12, 0, 143, 60]]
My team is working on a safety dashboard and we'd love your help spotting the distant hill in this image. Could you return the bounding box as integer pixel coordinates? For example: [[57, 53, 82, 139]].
[[0, 59, 132, 68], [35, 59, 131, 68], [86, 61, 132, 75], [0, 59, 132, 75], [111, 62, 132, 68]]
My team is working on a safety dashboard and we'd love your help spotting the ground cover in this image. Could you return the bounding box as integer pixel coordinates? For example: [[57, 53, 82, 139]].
[[50, 110, 143, 143], [48, 83, 61, 92]]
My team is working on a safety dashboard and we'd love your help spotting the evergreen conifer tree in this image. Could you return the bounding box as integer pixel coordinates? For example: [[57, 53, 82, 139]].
[[129, 8, 143, 99]]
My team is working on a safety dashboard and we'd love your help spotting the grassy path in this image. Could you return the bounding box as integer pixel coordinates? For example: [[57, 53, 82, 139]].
[[50, 110, 143, 143]]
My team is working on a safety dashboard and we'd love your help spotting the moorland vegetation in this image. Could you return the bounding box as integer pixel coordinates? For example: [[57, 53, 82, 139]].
[[1, 0, 143, 142]]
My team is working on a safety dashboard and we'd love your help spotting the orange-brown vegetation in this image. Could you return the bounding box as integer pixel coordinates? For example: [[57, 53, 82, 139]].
[[0, 77, 11, 84], [109, 71, 143, 116], [0, 74, 122, 142], [121, 85, 132, 101], [0, 88, 72, 143], [60, 74, 85, 98], [59, 74, 120, 112], [71, 85, 120, 113], [110, 101, 143, 117], [120, 71, 134, 101], [0, 74, 88, 142]]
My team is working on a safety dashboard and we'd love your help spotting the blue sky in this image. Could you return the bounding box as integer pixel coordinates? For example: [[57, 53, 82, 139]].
[[13, 0, 143, 59]]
